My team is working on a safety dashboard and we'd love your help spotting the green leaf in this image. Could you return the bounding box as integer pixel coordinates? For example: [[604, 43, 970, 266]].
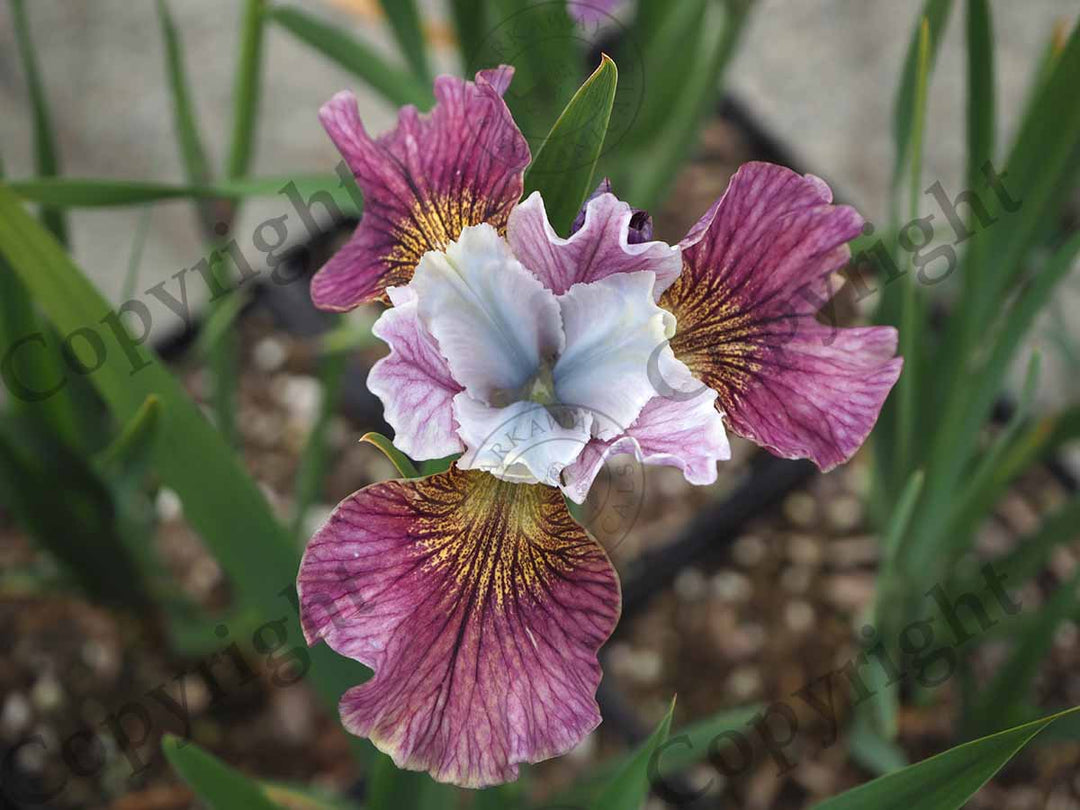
[[376, 0, 430, 82], [162, 735, 284, 810], [489, 0, 578, 139], [9, 0, 67, 244], [360, 432, 421, 479], [0, 182, 372, 741], [0, 416, 149, 608], [268, 6, 433, 109], [96, 395, 161, 473], [617, 0, 708, 152], [812, 705, 1080, 810], [448, 0, 486, 71], [524, 55, 618, 236], [589, 697, 676, 810], [553, 703, 759, 808], [226, 0, 267, 181], [891, 0, 954, 193]]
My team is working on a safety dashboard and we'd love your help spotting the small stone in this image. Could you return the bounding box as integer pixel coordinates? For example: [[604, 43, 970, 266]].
[[780, 566, 812, 594], [823, 573, 876, 610], [826, 536, 879, 568], [782, 492, 817, 528], [253, 336, 288, 372], [721, 623, 766, 659], [81, 640, 119, 679], [1, 693, 32, 736], [155, 487, 183, 522], [787, 533, 823, 568], [710, 570, 752, 603], [674, 567, 708, 602], [733, 534, 767, 568], [277, 375, 322, 430], [785, 600, 816, 633], [825, 494, 862, 532], [31, 673, 64, 712], [726, 666, 761, 700]]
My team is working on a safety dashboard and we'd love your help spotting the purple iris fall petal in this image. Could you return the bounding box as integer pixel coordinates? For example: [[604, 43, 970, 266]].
[[508, 190, 679, 297], [297, 467, 621, 788], [310, 67, 530, 310], [662, 162, 902, 471]]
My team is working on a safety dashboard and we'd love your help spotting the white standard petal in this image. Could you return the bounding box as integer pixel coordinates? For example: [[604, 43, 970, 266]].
[[410, 223, 563, 404], [453, 393, 593, 486], [553, 271, 674, 439]]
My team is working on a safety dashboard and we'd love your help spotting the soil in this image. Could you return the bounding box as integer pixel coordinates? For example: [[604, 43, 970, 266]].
[[2, 115, 1079, 810]]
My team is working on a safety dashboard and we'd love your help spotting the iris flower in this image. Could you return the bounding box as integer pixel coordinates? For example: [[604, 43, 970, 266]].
[[298, 67, 901, 787]]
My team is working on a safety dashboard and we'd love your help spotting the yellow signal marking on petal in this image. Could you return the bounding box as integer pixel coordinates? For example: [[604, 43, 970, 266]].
[[661, 261, 764, 410], [381, 190, 510, 298], [399, 468, 591, 609]]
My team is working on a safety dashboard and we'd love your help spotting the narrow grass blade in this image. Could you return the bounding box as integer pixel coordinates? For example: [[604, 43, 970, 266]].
[[896, 17, 932, 477], [812, 705, 1080, 810], [226, 0, 267, 181], [122, 207, 152, 302], [376, 0, 430, 82], [96, 395, 161, 472], [163, 735, 283, 810], [9, 176, 358, 209], [268, 6, 433, 109], [589, 697, 676, 810], [965, 0, 995, 193], [942, 353, 1040, 552], [909, 232, 1080, 571], [972, 19, 1080, 330], [523, 55, 618, 235], [891, 0, 954, 194], [156, 0, 212, 186], [359, 432, 421, 479], [9, 0, 68, 244]]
